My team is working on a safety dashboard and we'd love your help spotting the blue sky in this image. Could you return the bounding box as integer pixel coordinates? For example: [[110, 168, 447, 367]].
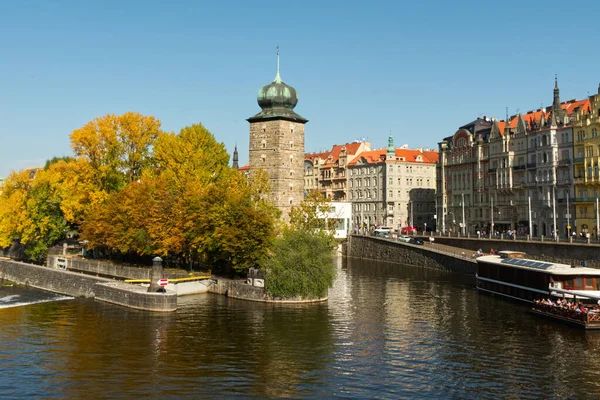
[[1, 0, 599, 177]]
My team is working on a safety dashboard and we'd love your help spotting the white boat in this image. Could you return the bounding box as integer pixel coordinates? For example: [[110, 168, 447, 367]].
[[476, 251, 600, 303]]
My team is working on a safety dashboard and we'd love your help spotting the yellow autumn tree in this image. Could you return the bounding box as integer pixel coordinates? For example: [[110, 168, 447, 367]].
[[0, 168, 69, 261], [70, 112, 162, 192], [79, 122, 279, 274]]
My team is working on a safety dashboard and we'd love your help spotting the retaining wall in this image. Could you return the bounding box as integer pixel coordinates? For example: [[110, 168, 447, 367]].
[[95, 281, 177, 312], [48, 255, 152, 280], [0, 258, 110, 297], [0, 258, 177, 311], [348, 235, 477, 275], [209, 279, 327, 303]]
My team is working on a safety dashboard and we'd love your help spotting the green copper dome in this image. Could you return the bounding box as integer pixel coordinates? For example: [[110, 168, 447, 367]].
[[248, 53, 307, 124], [257, 76, 298, 111]]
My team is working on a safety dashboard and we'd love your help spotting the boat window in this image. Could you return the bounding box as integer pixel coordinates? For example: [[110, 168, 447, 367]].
[[596, 279, 600, 290], [575, 277, 583, 288], [586, 278, 594, 288], [565, 279, 573, 289]]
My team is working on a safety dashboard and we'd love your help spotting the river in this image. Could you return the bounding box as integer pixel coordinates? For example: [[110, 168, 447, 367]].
[[1, 257, 599, 399]]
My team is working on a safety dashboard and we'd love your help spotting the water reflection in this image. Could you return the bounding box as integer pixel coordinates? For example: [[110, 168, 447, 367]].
[[2, 258, 600, 398]]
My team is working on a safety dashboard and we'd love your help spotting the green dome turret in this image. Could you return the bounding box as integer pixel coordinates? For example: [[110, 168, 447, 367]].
[[248, 50, 307, 123]]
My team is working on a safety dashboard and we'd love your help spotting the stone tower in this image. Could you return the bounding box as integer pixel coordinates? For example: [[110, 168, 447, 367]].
[[247, 51, 308, 221]]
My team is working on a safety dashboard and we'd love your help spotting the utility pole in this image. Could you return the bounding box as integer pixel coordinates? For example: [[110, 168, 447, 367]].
[[490, 196, 494, 239], [596, 197, 600, 240], [528, 196, 532, 237], [552, 186, 557, 241], [462, 193, 466, 235], [566, 194, 571, 237]]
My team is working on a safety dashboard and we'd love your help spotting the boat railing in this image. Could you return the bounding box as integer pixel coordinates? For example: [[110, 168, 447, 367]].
[[532, 302, 595, 323]]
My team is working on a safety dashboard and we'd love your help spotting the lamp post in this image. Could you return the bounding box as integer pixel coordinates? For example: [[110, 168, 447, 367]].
[[490, 196, 494, 239], [552, 185, 557, 241], [461, 193, 466, 235], [447, 212, 457, 234]]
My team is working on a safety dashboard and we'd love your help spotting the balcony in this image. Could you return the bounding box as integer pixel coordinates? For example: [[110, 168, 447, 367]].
[[574, 177, 584, 184], [558, 159, 571, 166], [513, 164, 526, 170], [574, 157, 585, 163], [488, 168, 497, 173], [527, 162, 537, 169]]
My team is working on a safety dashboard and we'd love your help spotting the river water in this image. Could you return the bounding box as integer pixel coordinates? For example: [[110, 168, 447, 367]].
[[1, 257, 600, 399]]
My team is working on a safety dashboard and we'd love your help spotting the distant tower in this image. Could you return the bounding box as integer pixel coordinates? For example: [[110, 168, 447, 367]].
[[232, 143, 239, 169], [247, 49, 308, 220], [386, 134, 395, 160]]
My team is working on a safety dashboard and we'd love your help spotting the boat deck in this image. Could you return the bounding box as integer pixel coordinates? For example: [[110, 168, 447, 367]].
[[530, 304, 600, 329]]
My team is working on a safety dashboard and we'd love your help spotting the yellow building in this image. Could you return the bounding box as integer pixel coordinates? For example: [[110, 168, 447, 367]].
[[573, 90, 599, 237]]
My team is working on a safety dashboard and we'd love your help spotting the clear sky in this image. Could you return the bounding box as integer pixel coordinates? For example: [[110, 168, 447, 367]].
[[1, 0, 599, 177]]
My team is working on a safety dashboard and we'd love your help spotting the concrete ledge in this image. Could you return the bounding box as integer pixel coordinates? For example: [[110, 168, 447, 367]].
[[209, 279, 328, 303], [95, 281, 177, 312]]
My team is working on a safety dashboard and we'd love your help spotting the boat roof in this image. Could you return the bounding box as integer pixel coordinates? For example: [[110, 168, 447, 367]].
[[550, 288, 600, 301], [478, 255, 600, 276]]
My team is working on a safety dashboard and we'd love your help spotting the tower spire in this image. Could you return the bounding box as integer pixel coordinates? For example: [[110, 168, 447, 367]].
[[232, 142, 239, 169], [274, 46, 282, 83]]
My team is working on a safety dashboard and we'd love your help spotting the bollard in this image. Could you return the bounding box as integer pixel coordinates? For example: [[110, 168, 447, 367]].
[[147, 256, 165, 293]]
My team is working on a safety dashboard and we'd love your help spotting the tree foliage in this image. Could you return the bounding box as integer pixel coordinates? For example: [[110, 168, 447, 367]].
[[261, 193, 337, 299], [70, 112, 162, 192], [78, 121, 277, 274], [262, 229, 336, 299], [0, 169, 68, 261], [1, 114, 278, 273]]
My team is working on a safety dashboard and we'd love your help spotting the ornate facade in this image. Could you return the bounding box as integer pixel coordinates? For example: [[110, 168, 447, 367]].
[[348, 138, 438, 230], [304, 141, 371, 201], [572, 87, 600, 237], [438, 79, 592, 238]]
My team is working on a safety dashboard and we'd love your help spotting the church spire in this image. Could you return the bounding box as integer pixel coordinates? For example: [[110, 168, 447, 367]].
[[553, 74, 560, 109], [232, 143, 239, 169], [550, 75, 563, 126]]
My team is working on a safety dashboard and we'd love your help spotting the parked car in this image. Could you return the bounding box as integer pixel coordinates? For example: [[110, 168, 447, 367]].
[[400, 226, 417, 234], [398, 235, 411, 243], [373, 228, 392, 238], [409, 237, 424, 245]]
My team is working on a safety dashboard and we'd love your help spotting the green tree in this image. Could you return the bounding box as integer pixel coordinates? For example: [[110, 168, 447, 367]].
[[262, 229, 336, 299], [261, 193, 337, 299]]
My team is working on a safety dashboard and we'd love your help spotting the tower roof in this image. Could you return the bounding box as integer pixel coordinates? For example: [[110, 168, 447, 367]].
[[248, 49, 307, 124]]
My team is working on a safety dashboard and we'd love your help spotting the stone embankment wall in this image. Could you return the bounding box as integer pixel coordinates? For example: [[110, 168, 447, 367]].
[[48, 255, 152, 280], [0, 258, 177, 311], [347, 235, 477, 275], [95, 281, 177, 312], [209, 279, 327, 303], [0, 258, 110, 297], [426, 237, 600, 268]]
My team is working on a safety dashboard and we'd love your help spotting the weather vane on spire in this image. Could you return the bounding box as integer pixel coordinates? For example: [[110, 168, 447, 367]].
[[274, 45, 282, 83]]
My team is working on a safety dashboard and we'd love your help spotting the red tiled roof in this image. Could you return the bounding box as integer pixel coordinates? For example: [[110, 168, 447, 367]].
[[348, 148, 438, 166], [498, 98, 591, 134]]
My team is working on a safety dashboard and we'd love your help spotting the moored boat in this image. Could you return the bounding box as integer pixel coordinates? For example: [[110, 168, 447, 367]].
[[476, 250, 600, 328]]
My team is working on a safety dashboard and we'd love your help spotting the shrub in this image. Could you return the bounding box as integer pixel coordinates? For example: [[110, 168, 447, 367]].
[[262, 229, 336, 299]]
